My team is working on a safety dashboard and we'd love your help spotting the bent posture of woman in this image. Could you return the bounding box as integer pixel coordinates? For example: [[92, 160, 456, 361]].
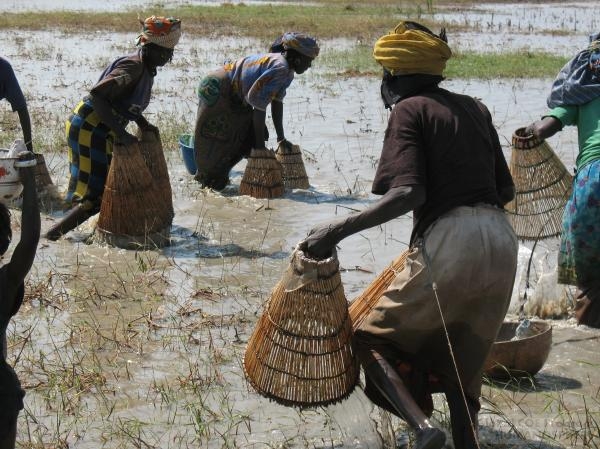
[[46, 16, 181, 240], [193, 32, 319, 190]]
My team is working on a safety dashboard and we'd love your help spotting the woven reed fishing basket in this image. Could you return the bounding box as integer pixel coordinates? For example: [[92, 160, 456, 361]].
[[97, 140, 171, 249], [137, 127, 174, 222], [239, 148, 284, 198], [505, 127, 573, 240], [244, 247, 359, 407], [33, 153, 54, 190], [275, 142, 310, 190], [349, 248, 411, 330]]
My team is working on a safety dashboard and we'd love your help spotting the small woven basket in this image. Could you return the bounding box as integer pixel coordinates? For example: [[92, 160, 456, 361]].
[[505, 127, 573, 240], [275, 142, 310, 190], [97, 141, 171, 249], [244, 248, 359, 407], [349, 249, 411, 330], [239, 148, 284, 198]]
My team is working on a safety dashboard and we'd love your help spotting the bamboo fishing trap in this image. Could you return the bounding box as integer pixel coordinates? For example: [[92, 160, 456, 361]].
[[239, 148, 284, 198], [97, 139, 172, 249], [244, 247, 359, 407], [275, 142, 310, 190], [349, 248, 411, 330], [137, 127, 174, 222], [33, 153, 54, 191], [505, 127, 573, 240]]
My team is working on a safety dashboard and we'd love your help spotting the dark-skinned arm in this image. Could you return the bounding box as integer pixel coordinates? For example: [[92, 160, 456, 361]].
[[525, 116, 563, 141], [89, 93, 137, 145], [135, 114, 159, 138], [5, 153, 40, 302], [271, 100, 293, 151], [16, 106, 33, 152], [271, 100, 285, 142], [301, 185, 426, 259], [253, 108, 268, 149]]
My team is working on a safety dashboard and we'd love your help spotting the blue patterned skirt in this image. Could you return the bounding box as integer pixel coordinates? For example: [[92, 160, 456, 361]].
[[558, 158, 600, 286]]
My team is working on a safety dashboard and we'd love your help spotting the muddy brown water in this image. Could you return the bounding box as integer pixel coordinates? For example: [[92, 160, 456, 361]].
[[2, 3, 600, 448]]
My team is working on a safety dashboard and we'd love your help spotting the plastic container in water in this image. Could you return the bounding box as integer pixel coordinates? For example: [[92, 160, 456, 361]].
[[178, 134, 197, 175], [0, 149, 36, 203]]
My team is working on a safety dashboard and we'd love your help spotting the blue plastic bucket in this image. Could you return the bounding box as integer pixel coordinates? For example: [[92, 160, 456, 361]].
[[179, 134, 197, 175]]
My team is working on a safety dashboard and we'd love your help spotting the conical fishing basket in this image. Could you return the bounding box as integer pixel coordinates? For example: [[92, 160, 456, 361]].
[[275, 142, 310, 190], [239, 148, 284, 198], [97, 141, 170, 249], [349, 248, 411, 330], [136, 128, 174, 222], [244, 247, 359, 407], [33, 153, 54, 190], [505, 128, 573, 240]]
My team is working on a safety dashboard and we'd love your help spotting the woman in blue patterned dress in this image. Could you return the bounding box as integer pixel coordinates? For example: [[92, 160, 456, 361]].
[[193, 32, 319, 190]]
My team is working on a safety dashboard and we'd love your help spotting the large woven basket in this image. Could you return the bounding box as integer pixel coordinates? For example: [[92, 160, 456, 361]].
[[349, 248, 411, 330], [239, 148, 284, 198], [275, 142, 310, 190], [244, 248, 359, 407], [505, 128, 573, 240], [97, 141, 171, 249], [137, 128, 174, 223]]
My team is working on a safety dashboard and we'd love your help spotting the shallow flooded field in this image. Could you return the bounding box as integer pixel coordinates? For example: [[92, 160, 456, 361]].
[[2, 1, 600, 448]]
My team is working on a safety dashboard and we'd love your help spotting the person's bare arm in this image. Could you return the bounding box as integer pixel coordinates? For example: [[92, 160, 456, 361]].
[[301, 185, 426, 259], [526, 116, 563, 140], [16, 106, 33, 152], [89, 93, 137, 145], [6, 153, 40, 301]]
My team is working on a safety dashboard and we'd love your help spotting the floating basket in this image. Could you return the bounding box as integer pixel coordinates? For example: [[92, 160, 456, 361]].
[[137, 128, 174, 223], [244, 248, 359, 407], [97, 141, 171, 249], [275, 142, 310, 190], [239, 148, 284, 198], [349, 248, 411, 330], [505, 128, 573, 240]]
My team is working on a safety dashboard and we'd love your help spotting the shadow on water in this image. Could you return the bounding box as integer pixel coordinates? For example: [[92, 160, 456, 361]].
[[483, 372, 582, 393]]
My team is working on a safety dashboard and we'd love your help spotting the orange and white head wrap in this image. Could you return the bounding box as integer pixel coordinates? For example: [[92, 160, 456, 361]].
[[135, 16, 182, 49]]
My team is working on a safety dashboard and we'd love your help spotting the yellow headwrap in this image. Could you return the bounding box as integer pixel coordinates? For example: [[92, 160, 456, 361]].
[[373, 22, 452, 76]]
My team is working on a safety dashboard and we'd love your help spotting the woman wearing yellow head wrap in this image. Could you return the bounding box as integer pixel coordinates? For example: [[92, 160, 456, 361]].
[[373, 21, 451, 77], [300, 20, 516, 449]]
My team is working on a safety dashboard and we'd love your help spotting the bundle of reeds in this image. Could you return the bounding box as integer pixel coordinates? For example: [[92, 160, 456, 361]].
[[349, 248, 411, 330], [239, 148, 284, 198], [244, 248, 359, 407], [136, 127, 174, 222], [97, 140, 170, 249], [275, 142, 310, 190], [505, 127, 573, 240]]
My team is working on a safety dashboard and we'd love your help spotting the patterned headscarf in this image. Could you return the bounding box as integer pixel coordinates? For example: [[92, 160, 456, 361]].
[[270, 32, 319, 59], [135, 16, 182, 49], [547, 34, 600, 108], [373, 21, 451, 76]]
